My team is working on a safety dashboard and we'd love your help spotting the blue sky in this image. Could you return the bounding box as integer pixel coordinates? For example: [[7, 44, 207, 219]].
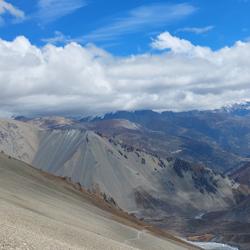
[[0, 0, 250, 117], [1, 0, 250, 55]]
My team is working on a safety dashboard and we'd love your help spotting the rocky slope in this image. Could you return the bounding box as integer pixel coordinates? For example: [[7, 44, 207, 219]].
[[0, 118, 40, 163], [229, 162, 250, 187], [0, 152, 198, 250], [0, 119, 240, 219]]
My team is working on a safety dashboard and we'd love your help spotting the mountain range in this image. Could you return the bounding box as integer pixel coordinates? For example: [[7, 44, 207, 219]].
[[1, 103, 250, 249]]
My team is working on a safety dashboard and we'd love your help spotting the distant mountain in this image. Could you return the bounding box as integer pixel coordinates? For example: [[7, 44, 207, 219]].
[[219, 102, 250, 116], [13, 115, 31, 122], [79, 107, 250, 172]]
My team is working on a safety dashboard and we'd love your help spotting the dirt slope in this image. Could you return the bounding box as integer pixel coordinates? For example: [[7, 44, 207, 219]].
[[0, 152, 198, 250]]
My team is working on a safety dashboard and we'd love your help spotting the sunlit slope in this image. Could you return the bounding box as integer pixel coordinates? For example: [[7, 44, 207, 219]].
[[33, 129, 237, 215]]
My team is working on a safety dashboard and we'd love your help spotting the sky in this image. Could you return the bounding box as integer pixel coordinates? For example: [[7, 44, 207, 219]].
[[0, 0, 250, 116]]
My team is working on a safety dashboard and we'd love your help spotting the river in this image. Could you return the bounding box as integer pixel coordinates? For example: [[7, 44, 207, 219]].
[[189, 241, 239, 250]]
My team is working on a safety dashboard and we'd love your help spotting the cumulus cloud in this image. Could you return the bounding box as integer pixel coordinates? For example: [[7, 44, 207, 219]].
[[0, 0, 25, 24], [151, 31, 212, 57], [0, 33, 250, 117]]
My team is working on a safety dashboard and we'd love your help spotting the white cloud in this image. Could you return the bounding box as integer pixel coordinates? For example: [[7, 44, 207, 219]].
[[36, 0, 86, 23], [177, 25, 214, 34], [151, 31, 194, 52], [151, 32, 211, 57], [0, 34, 250, 117], [86, 3, 196, 41], [42, 31, 84, 45], [0, 0, 25, 24]]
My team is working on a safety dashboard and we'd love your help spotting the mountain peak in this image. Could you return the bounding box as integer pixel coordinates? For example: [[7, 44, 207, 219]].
[[220, 101, 250, 116]]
